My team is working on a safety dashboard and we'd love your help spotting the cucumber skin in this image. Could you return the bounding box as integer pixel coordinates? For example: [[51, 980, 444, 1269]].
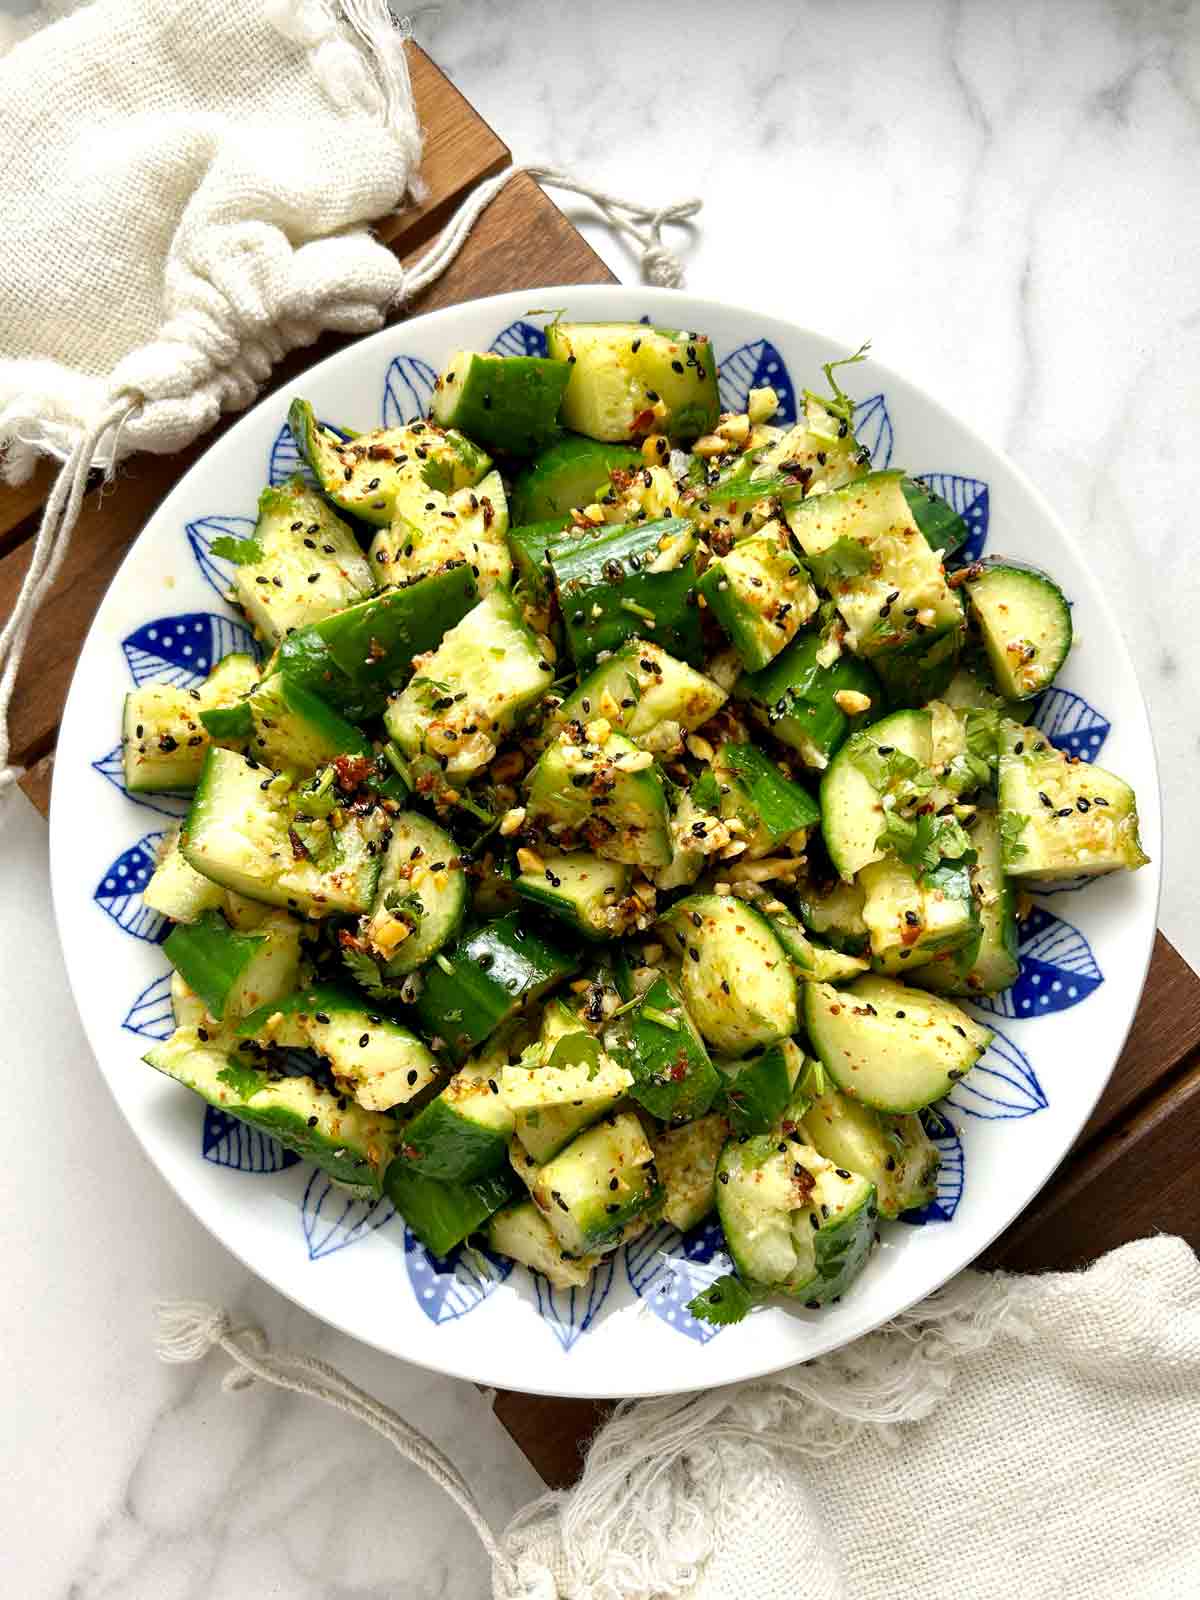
[[609, 975, 721, 1124], [506, 516, 573, 604], [411, 912, 581, 1065], [384, 1164, 518, 1258], [550, 517, 703, 671], [736, 635, 881, 768], [901, 477, 969, 556], [511, 435, 642, 524], [434, 354, 571, 456], [276, 566, 480, 722], [396, 1095, 509, 1183]]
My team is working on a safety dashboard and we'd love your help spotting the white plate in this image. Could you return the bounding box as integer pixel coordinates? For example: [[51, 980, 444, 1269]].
[[50, 286, 1161, 1397]]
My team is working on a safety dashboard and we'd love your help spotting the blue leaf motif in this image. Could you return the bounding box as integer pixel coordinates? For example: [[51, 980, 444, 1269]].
[[945, 1024, 1047, 1120], [202, 1107, 300, 1174], [899, 1111, 965, 1225], [95, 831, 171, 943], [302, 1171, 395, 1260], [973, 907, 1103, 1020], [186, 515, 256, 602], [533, 1252, 616, 1351], [122, 611, 257, 688], [490, 319, 548, 358], [854, 393, 893, 468], [405, 1229, 513, 1324], [1028, 688, 1109, 763], [121, 970, 176, 1040], [625, 1218, 731, 1344], [716, 339, 797, 425], [92, 743, 190, 818], [268, 416, 352, 487], [382, 355, 437, 428], [913, 473, 989, 562]]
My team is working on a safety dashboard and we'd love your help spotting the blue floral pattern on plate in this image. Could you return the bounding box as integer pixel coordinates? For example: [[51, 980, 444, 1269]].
[[533, 1252, 617, 1352], [96, 313, 1123, 1349], [899, 1112, 965, 1226], [202, 1107, 300, 1174], [626, 1218, 732, 1343], [121, 970, 176, 1040], [93, 743, 190, 818], [95, 831, 171, 943], [717, 338, 797, 424], [945, 1024, 1046, 1120], [1029, 687, 1110, 764], [973, 906, 1102, 1019], [302, 1172, 395, 1259], [405, 1230, 513, 1325]]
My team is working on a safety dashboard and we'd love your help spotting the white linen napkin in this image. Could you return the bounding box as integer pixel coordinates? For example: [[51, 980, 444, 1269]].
[[159, 1236, 1200, 1600], [0, 0, 698, 793]]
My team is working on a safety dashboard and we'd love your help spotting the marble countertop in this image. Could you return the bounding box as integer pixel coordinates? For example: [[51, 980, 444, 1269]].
[[3, 1, 1198, 1594]]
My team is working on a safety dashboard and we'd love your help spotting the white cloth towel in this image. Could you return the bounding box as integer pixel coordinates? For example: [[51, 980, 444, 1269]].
[[158, 1236, 1200, 1600]]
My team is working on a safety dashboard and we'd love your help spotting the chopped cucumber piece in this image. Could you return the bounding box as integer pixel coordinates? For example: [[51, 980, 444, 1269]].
[[654, 1113, 730, 1232], [785, 472, 961, 658], [142, 831, 226, 922], [715, 1132, 876, 1303], [859, 856, 980, 975], [529, 1111, 663, 1255], [550, 642, 726, 743], [510, 435, 642, 524], [289, 401, 489, 527], [506, 515, 574, 606], [900, 476, 971, 556], [794, 876, 870, 957], [431, 350, 570, 456], [714, 740, 820, 856], [764, 907, 869, 984], [804, 975, 990, 1113], [525, 724, 671, 867], [915, 808, 1019, 996], [276, 566, 479, 724], [410, 911, 581, 1065], [697, 526, 819, 671], [181, 748, 382, 917], [997, 722, 1148, 879], [234, 478, 374, 645], [546, 322, 719, 443], [964, 560, 1072, 700], [246, 671, 375, 776], [396, 1033, 517, 1181], [371, 469, 511, 596], [384, 589, 549, 783], [657, 894, 797, 1057], [385, 1164, 517, 1258], [146, 1029, 398, 1192], [507, 1003, 627, 1163], [550, 516, 702, 671], [606, 974, 720, 1124], [736, 632, 880, 771], [164, 907, 301, 1023], [362, 811, 467, 976], [800, 1082, 939, 1219], [514, 852, 633, 940], [485, 1199, 602, 1289], [819, 707, 934, 880], [749, 391, 868, 498]]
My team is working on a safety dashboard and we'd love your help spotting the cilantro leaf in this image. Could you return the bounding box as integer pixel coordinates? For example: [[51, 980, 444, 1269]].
[[877, 811, 973, 878], [999, 811, 1030, 862], [814, 340, 871, 430], [210, 534, 265, 565], [217, 1061, 268, 1100], [686, 1273, 765, 1327], [419, 457, 455, 495], [340, 945, 402, 1001]]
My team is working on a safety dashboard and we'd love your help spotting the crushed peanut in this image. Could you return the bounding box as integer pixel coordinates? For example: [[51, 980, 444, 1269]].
[[833, 689, 873, 716], [499, 806, 526, 837]]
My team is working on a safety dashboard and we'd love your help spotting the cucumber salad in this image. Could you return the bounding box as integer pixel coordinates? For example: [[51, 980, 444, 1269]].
[[129, 321, 1149, 1327]]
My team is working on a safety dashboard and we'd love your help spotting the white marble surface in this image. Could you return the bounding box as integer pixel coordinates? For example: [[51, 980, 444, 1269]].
[[2, 0, 1199, 1594]]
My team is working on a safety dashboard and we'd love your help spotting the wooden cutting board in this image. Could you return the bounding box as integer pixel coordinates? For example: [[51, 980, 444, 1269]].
[[3, 43, 1197, 1491]]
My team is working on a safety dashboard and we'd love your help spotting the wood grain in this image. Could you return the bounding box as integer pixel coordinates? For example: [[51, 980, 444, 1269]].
[[491, 1391, 613, 1490]]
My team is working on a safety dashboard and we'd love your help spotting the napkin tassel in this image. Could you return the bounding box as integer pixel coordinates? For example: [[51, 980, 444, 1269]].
[[155, 1271, 1028, 1600]]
